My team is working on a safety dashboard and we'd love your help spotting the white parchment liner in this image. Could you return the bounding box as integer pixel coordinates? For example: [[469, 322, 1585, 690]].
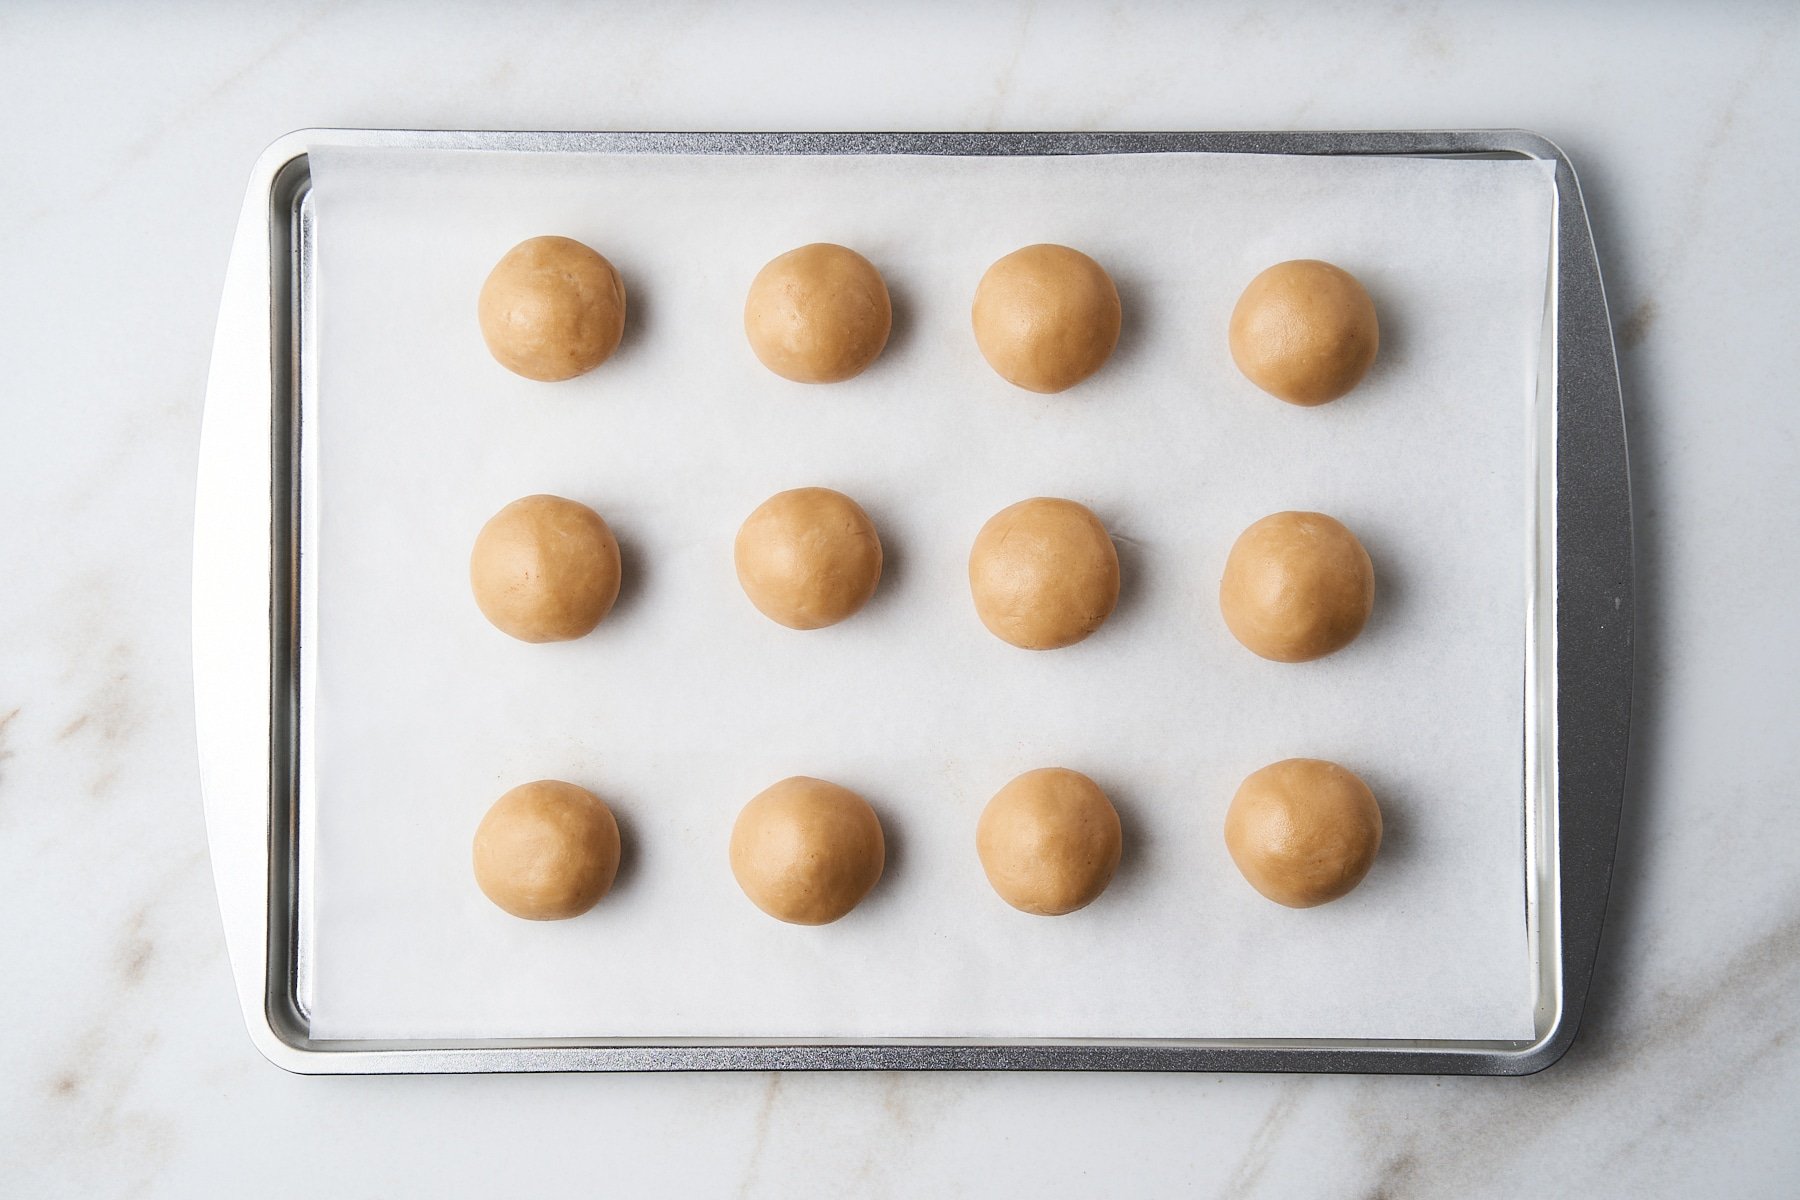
[[304, 148, 1552, 1040]]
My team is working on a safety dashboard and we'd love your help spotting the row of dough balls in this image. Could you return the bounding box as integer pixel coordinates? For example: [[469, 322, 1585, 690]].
[[472, 491, 1376, 661], [479, 235, 1380, 403], [473, 760, 1384, 925]]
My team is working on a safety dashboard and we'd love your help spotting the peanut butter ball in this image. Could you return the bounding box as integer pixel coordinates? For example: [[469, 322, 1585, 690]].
[[971, 244, 1122, 393], [729, 777, 885, 925], [472, 780, 621, 920], [470, 494, 622, 643], [1228, 259, 1379, 406], [734, 487, 883, 629], [478, 235, 627, 382], [744, 243, 892, 383], [1219, 511, 1374, 662], [977, 768, 1122, 916], [969, 497, 1120, 650], [1224, 758, 1382, 908]]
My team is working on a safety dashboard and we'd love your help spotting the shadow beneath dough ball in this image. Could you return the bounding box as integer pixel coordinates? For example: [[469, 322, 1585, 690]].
[[854, 499, 909, 620], [856, 793, 910, 920], [878, 274, 916, 368], [1347, 521, 1406, 651], [1102, 524, 1153, 630], [1343, 763, 1416, 875], [1104, 268, 1155, 374], [606, 802, 642, 898], [605, 263, 651, 370], [1347, 265, 1407, 398], [604, 526, 651, 624], [1085, 772, 1153, 897]]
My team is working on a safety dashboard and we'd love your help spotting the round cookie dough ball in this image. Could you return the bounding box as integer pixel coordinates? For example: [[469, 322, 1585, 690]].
[[1219, 511, 1374, 662], [734, 487, 883, 630], [1228, 259, 1379, 406], [1224, 758, 1382, 908], [971, 244, 1122, 393], [730, 777, 885, 925], [977, 768, 1123, 916], [478, 235, 627, 382], [473, 779, 622, 920], [744, 243, 892, 383], [968, 497, 1120, 650], [471, 494, 622, 643]]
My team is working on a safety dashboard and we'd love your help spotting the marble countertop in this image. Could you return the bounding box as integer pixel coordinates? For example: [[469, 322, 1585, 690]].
[[3, 2, 1796, 1195]]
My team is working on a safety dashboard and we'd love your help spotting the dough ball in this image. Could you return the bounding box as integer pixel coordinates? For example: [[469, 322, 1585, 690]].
[[977, 768, 1122, 916], [730, 777, 885, 925], [1228, 259, 1379, 406], [1224, 758, 1382, 908], [968, 497, 1120, 650], [471, 494, 622, 643], [478, 235, 627, 382], [744, 243, 892, 383], [735, 487, 883, 629], [472, 779, 621, 920], [971, 244, 1122, 393], [1219, 511, 1373, 662]]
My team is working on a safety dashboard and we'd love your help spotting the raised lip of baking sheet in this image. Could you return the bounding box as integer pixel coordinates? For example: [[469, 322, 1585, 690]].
[[192, 129, 1631, 1075]]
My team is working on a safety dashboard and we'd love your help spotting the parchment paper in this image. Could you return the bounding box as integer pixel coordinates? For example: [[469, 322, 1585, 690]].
[[304, 147, 1553, 1041]]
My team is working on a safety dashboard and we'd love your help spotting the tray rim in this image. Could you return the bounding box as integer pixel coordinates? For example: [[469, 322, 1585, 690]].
[[192, 127, 1631, 1075]]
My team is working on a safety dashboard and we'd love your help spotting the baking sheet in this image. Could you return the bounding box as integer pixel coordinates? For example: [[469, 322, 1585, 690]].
[[304, 147, 1553, 1041]]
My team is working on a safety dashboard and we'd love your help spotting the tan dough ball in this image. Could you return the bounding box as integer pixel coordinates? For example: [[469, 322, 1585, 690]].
[[968, 497, 1120, 650], [1228, 259, 1379, 406], [977, 768, 1123, 916], [734, 488, 883, 630], [744, 243, 892, 383], [478, 235, 627, 382], [1219, 511, 1374, 662], [1224, 758, 1382, 908], [730, 777, 885, 925], [470, 494, 622, 643], [472, 779, 622, 920], [971, 244, 1122, 393]]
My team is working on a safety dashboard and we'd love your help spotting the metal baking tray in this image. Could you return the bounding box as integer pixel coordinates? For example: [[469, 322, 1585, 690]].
[[193, 129, 1631, 1074]]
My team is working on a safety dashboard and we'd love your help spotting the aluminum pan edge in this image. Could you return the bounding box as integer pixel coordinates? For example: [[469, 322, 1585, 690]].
[[194, 128, 1630, 1074]]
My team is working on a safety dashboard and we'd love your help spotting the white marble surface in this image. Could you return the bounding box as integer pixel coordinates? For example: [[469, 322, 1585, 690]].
[[2, 1, 1796, 1195]]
